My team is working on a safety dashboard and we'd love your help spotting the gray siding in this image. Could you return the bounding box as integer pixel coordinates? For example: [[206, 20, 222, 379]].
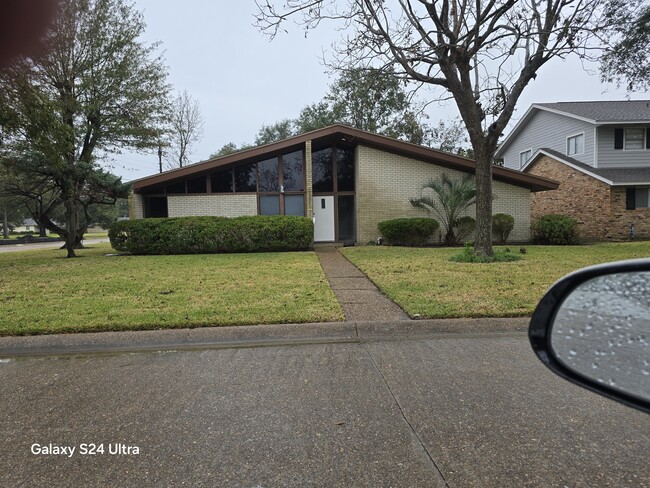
[[501, 110, 595, 169], [597, 125, 650, 168]]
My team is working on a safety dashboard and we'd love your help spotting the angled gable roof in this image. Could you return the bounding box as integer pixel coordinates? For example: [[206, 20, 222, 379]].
[[133, 124, 558, 192], [523, 148, 650, 186], [496, 100, 650, 157]]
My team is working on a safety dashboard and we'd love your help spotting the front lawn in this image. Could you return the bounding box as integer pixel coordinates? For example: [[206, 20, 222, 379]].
[[341, 242, 650, 318], [0, 244, 343, 336]]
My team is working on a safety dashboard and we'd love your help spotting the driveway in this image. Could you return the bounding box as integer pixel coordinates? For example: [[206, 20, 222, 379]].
[[1, 327, 647, 487]]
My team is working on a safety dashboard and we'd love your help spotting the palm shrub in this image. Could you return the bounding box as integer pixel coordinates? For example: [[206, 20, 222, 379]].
[[492, 213, 515, 244], [409, 173, 477, 245]]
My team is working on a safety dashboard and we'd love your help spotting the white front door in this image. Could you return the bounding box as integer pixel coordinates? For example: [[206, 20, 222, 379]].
[[313, 196, 335, 241]]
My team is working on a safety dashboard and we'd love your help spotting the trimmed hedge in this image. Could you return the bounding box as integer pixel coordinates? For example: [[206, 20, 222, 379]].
[[109, 215, 314, 255], [532, 214, 579, 245], [492, 213, 515, 244], [378, 217, 439, 246]]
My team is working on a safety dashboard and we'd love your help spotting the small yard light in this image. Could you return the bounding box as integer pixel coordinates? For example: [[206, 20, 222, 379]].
[[630, 223, 635, 240]]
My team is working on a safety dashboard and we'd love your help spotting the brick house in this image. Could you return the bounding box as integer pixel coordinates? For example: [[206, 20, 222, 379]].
[[496, 100, 650, 240], [129, 125, 557, 244]]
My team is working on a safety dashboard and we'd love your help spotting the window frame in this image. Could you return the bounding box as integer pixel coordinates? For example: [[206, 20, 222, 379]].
[[566, 132, 585, 156], [519, 149, 532, 168], [624, 127, 646, 151]]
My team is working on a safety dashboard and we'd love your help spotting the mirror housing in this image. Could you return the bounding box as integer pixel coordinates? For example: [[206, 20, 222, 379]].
[[529, 259, 650, 414]]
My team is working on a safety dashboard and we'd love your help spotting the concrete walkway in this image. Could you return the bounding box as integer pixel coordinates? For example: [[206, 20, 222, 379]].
[[0, 238, 109, 253], [315, 246, 409, 321]]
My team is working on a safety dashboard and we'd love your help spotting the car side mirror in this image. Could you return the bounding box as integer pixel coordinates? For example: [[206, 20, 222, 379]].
[[529, 259, 650, 414]]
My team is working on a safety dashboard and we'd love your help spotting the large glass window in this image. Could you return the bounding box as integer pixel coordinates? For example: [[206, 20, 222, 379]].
[[336, 147, 355, 192], [312, 148, 333, 192], [566, 134, 584, 156], [625, 128, 645, 150], [258, 157, 279, 192], [635, 187, 650, 208], [282, 151, 304, 191], [285, 195, 305, 216], [338, 195, 355, 241], [187, 175, 207, 193], [210, 168, 233, 193], [259, 195, 280, 215], [235, 163, 257, 192], [165, 181, 185, 194]]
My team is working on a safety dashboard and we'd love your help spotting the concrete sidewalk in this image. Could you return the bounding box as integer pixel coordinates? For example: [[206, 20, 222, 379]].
[[315, 246, 409, 321], [0, 238, 108, 253]]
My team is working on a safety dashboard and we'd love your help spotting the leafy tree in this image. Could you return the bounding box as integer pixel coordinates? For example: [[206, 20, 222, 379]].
[[165, 90, 204, 169], [600, 2, 650, 91], [295, 101, 343, 133], [256, 0, 621, 257], [410, 174, 477, 246], [254, 119, 295, 146], [0, 0, 170, 257], [0, 194, 29, 239]]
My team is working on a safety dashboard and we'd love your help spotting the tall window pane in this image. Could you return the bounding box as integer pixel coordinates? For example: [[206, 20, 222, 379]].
[[312, 147, 333, 192], [235, 163, 257, 192], [260, 195, 280, 215], [165, 181, 185, 194], [187, 175, 207, 193], [210, 168, 233, 193], [285, 195, 305, 216], [338, 195, 355, 241], [282, 151, 304, 191], [336, 147, 355, 191], [625, 128, 645, 150], [636, 188, 650, 208], [258, 157, 279, 192]]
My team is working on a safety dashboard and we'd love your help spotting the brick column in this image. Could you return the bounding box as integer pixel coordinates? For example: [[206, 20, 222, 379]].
[[127, 192, 143, 219]]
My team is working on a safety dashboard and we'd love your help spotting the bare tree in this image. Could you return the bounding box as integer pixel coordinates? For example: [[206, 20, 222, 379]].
[[166, 90, 205, 169], [255, 0, 623, 256]]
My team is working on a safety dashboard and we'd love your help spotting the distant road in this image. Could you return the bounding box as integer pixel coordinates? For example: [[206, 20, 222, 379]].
[[0, 238, 109, 253]]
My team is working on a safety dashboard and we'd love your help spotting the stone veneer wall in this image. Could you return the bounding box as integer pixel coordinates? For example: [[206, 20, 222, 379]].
[[356, 145, 532, 244], [167, 194, 257, 218], [525, 154, 650, 241]]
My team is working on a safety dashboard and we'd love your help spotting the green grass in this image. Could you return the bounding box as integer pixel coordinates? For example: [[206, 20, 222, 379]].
[[0, 244, 343, 336], [341, 242, 650, 319]]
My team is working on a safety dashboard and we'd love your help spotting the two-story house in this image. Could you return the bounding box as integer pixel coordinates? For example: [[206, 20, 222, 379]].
[[496, 101, 650, 240]]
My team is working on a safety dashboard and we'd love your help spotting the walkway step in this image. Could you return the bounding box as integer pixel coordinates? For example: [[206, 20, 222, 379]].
[[316, 248, 409, 322]]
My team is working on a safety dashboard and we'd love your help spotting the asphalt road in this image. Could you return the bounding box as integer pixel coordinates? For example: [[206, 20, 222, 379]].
[[1, 332, 648, 487], [0, 238, 108, 253]]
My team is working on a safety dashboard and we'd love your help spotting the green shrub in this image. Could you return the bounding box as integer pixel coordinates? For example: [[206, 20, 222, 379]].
[[492, 213, 515, 244], [377, 218, 439, 246], [532, 214, 579, 245], [454, 216, 476, 244], [450, 242, 522, 263], [109, 215, 313, 255]]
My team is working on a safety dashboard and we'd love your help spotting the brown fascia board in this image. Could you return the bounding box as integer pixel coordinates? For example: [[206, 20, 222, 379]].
[[132, 124, 558, 192]]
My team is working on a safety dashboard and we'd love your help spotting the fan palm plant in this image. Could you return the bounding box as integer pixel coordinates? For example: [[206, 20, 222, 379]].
[[410, 174, 477, 245]]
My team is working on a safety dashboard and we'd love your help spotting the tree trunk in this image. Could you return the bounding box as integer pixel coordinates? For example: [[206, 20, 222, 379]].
[[64, 196, 79, 258], [2, 204, 8, 239], [474, 151, 494, 257]]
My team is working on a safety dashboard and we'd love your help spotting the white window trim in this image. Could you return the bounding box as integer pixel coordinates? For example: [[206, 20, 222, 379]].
[[623, 127, 646, 151], [519, 148, 533, 169], [566, 132, 585, 156]]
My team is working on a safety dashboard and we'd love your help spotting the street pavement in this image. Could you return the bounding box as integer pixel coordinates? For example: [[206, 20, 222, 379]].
[[0, 238, 109, 253], [1, 324, 647, 487]]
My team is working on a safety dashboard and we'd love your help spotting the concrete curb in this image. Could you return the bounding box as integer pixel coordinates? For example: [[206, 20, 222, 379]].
[[0, 317, 529, 358]]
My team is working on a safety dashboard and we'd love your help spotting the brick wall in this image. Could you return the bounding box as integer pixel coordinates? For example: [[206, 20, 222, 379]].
[[527, 155, 613, 240], [610, 188, 650, 240], [356, 145, 532, 244], [128, 193, 144, 219], [167, 194, 257, 218]]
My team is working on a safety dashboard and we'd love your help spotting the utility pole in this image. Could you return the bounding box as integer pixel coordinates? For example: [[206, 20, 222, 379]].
[[158, 145, 163, 173]]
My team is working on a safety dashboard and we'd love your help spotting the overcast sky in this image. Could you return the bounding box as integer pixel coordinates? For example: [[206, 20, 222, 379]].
[[114, 1, 646, 181]]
